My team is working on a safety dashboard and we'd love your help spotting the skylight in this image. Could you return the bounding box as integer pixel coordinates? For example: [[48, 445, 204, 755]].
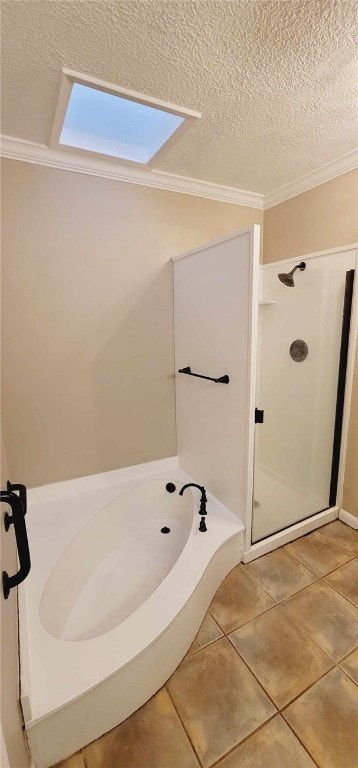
[[59, 82, 186, 164]]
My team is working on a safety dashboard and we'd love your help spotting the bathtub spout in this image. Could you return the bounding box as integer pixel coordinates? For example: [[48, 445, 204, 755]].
[[179, 483, 207, 516]]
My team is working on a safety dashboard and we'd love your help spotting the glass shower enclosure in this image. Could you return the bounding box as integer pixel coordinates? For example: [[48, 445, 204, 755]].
[[252, 249, 356, 544]]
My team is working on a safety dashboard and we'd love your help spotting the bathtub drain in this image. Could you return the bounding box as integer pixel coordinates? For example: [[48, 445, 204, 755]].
[[161, 526, 170, 534]]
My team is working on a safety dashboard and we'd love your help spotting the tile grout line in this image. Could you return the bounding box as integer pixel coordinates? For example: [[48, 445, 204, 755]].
[[208, 557, 356, 656], [225, 622, 335, 714], [305, 528, 356, 554], [280, 596, 357, 666], [206, 712, 278, 768], [239, 560, 290, 601], [338, 645, 358, 663], [278, 588, 340, 667], [338, 664, 358, 687], [279, 668, 348, 768], [187, 633, 224, 659], [169, 635, 279, 768], [209, 600, 278, 635], [317, 526, 358, 555], [278, 572, 358, 663], [279, 667, 337, 714], [280, 715, 321, 768], [207, 631, 324, 768], [165, 684, 204, 768], [285, 542, 355, 578], [322, 564, 358, 610], [241, 554, 323, 603], [279, 544, 322, 577], [209, 611, 226, 635], [186, 612, 225, 658], [224, 634, 279, 712]]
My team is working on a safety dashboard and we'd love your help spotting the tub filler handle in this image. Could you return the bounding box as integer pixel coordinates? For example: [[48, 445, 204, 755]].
[[1, 485, 31, 599]]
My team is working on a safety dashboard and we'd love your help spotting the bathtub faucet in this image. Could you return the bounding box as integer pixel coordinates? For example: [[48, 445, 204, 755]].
[[179, 483, 207, 516]]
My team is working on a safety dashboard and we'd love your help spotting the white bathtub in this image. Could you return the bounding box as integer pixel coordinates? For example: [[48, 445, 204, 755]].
[[20, 458, 244, 768]]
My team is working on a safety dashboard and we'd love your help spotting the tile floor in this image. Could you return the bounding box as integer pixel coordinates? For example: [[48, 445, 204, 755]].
[[56, 521, 358, 768]]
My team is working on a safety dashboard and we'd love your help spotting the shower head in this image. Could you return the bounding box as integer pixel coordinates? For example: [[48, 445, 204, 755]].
[[278, 261, 306, 287]]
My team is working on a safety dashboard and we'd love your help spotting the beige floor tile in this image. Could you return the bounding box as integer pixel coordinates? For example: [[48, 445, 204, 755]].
[[319, 520, 358, 555], [229, 605, 333, 708], [244, 548, 317, 602], [286, 531, 353, 576], [187, 612, 223, 656], [167, 637, 275, 768], [209, 565, 274, 632], [84, 688, 199, 768], [214, 716, 316, 768], [54, 754, 85, 768], [324, 557, 358, 606], [340, 647, 358, 684], [284, 667, 358, 768], [283, 581, 358, 661]]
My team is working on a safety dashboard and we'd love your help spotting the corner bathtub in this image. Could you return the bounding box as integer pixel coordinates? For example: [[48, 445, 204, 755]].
[[20, 458, 244, 768]]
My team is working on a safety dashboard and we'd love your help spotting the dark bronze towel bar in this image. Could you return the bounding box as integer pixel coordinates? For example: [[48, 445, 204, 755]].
[[178, 366, 229, 384]]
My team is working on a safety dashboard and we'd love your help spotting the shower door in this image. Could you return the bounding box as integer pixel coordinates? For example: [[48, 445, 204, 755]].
[[252, 256, 354, 543]]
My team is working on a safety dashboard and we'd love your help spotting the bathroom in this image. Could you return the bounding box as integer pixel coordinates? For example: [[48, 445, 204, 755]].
[[1, 2, 358, 767]]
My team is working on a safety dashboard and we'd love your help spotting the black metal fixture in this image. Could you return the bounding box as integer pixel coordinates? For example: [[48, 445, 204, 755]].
[[165, 482, 176, 493], [1, 483, 31, 599], [199, 517, 207, 533], [6, 480, 27, 514], [178, 366, 229, 384], [329, 270, 355, 507], [255, 408, 264, 424], [179, 483, 207, 515], [278, 261, 306, 287]]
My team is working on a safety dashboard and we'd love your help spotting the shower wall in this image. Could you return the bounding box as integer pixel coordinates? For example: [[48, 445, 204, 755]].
[[253, 249, 357, 541], [258, 266, 343, 498], [174, 226, 259, 518], [263, 169, 358, 518]]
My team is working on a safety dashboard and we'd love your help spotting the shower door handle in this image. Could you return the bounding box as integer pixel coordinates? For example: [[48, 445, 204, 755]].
[[255, 408, 264, 423]]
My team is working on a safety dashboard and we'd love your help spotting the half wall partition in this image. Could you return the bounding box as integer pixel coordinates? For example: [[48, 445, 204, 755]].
[[173, 225, 260, 522]]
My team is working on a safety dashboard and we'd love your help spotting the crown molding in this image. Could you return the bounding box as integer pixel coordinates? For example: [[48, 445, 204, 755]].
[[0, 135, 264, 209], [264, 148, 358, 209], [1, 135, 357, 210]]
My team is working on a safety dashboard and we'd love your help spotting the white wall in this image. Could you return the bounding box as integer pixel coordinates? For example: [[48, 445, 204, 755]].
[[173, 226, 259, 519]]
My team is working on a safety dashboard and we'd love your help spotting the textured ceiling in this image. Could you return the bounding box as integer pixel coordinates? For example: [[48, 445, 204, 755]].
[[1, 0, 357, 194]]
